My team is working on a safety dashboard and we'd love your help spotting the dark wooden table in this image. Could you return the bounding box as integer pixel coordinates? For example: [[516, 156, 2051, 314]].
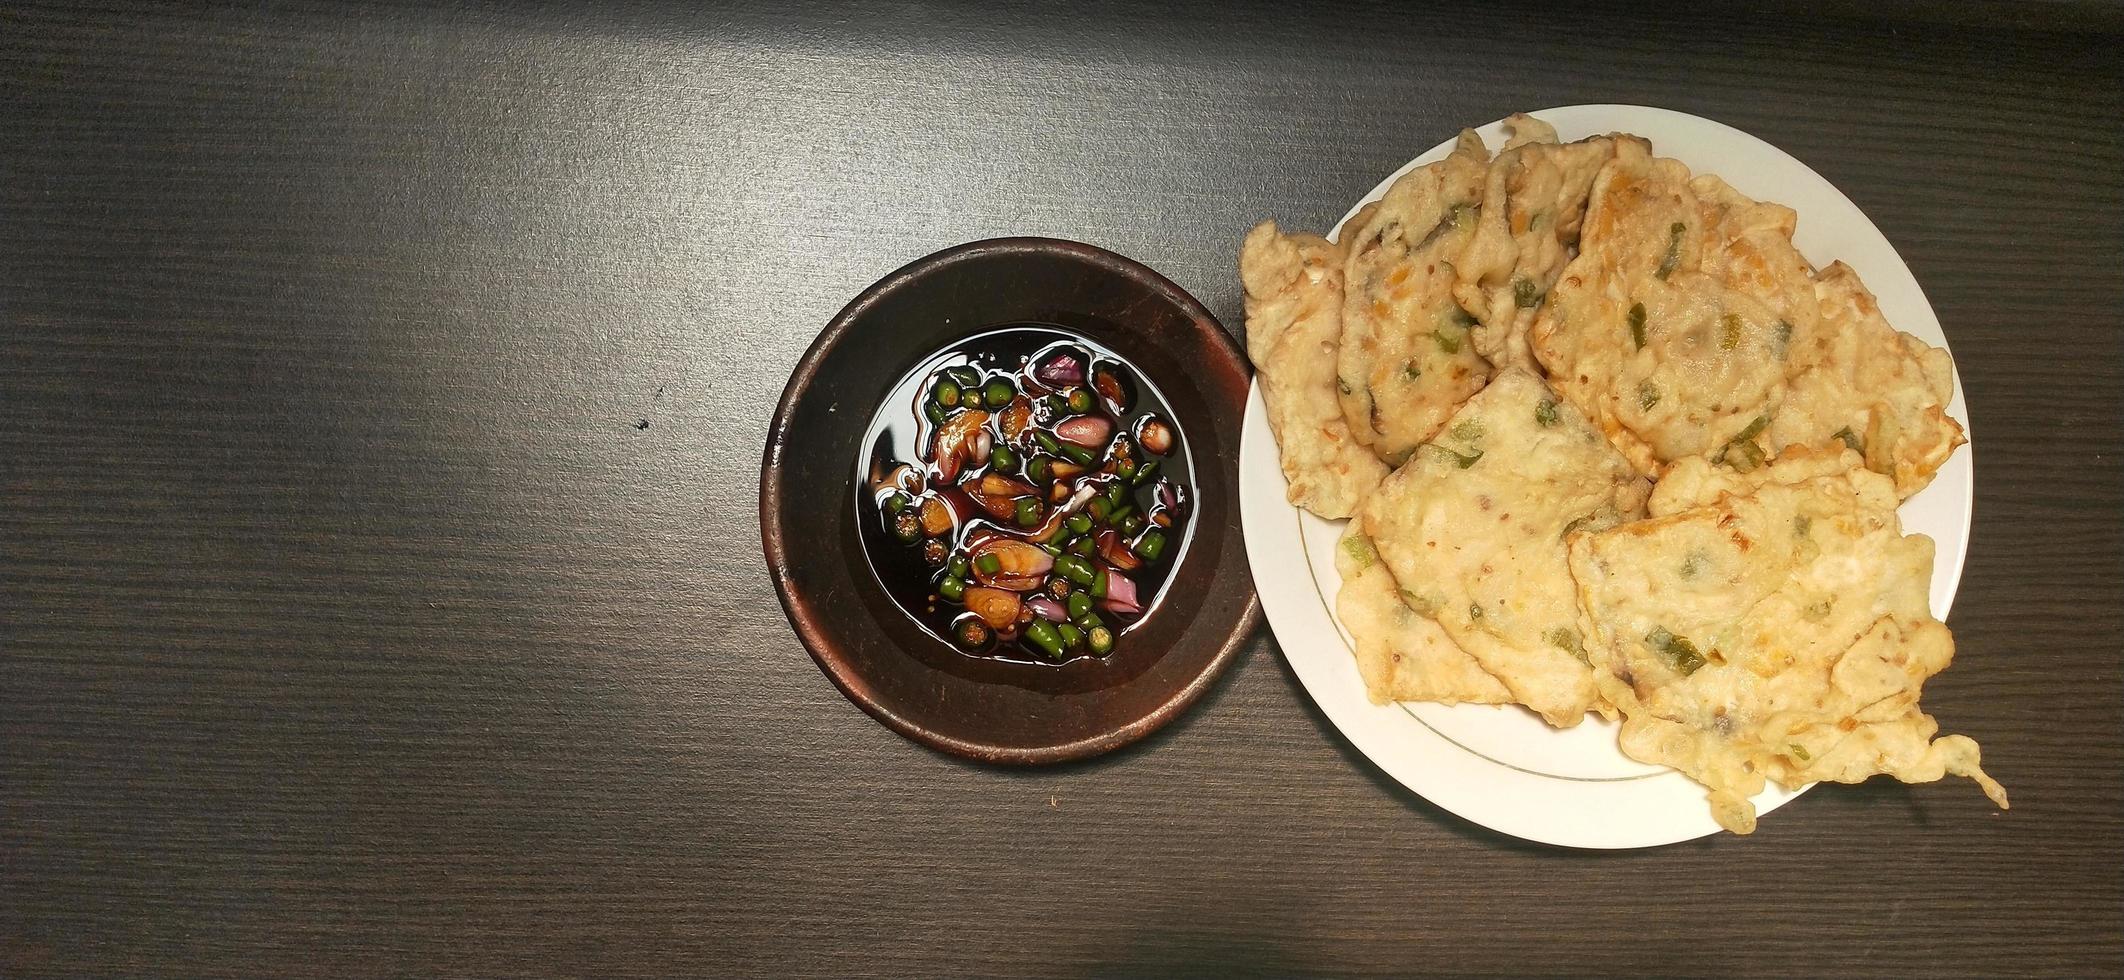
[[5, 2, 2121, 975]]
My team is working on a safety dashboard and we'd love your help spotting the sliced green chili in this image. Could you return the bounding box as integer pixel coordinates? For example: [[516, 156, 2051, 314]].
[[1513, 277, 1542, 309], [1086, 625, 1115, 655], [1056, 554, 1096, 586], [1646, 626, 1706, 676], [1655, 221, 1684, 280], [1833, 426, 1864, 454], [1429, 445, 1483, 469], [1024, 620, 1065, 659], [1545, 626, 1587, 664]]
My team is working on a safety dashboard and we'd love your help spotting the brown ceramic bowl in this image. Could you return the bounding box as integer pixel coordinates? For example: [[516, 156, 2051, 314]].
[[761, 238, 1259, 764]]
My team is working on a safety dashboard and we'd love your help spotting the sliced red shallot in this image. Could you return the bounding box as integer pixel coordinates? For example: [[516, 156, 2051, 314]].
[[1054, 415, 1112, 448], [1156, 481, 1187, 514], [966, 472, 1039, 519], [1033, 350, 1086, 387], [1097, 529, 1142, 572], [1098, 569, 1142, 617], [998, 396, 1033, 444], [1026, 596, 1069, 622], [967, 538, 1053, 591], [1136, 416, 1175, 456], [930, 409, 990, 484], [963, 587, 1022, 630], [918, 496, 956, 537], [1091, 364, 1133, 415]]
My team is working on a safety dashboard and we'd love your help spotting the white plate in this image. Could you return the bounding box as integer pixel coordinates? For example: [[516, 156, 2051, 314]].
[[1242, 105, 1972, 849]]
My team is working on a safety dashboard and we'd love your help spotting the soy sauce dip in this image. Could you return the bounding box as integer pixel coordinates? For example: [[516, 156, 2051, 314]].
[[857, 326, 1194, 664]]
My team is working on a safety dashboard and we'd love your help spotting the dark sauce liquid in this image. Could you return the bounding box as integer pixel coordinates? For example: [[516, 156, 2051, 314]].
[[856, 326, 1195, 665]]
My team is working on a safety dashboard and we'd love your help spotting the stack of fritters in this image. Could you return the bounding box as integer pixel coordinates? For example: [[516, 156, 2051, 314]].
[[1239, 114, 2000, 833]]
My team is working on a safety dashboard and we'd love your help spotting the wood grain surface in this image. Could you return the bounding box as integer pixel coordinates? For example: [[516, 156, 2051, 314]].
[[4, 1, 2120, 976]]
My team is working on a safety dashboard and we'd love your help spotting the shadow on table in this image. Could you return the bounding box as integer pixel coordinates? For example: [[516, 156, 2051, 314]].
[[1253, 644, 1672, 858], [940, 634, 1746, 856]]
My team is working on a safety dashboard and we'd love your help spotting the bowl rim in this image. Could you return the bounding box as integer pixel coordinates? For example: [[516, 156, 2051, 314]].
[[759, 236, 1261, 764]]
